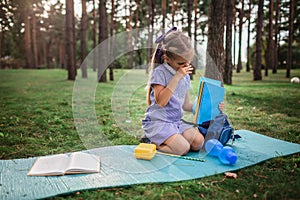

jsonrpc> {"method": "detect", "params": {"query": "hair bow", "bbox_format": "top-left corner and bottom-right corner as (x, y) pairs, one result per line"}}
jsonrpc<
(155, 27), (177, 44)
(154, 27), (177, 62)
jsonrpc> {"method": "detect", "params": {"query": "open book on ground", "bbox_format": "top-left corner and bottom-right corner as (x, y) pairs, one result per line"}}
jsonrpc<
(193, 77), (225, 125)
(27, 152), (100, 176)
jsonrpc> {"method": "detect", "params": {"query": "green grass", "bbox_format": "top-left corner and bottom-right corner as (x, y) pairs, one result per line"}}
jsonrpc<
(0, 68), (299, 199)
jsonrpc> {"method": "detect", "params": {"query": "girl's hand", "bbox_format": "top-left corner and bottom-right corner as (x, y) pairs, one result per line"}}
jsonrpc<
(176, 64), (193, 78)
(218, 102), (225, 112)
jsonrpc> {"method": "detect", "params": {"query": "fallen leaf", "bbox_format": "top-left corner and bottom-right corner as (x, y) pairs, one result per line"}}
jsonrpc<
(236, 106), (243, 111)
(224, 172), (238, 179)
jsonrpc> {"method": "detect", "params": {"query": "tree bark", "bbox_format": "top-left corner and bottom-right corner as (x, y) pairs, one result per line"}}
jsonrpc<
(80, 0), (88, 78)
(43, 40), (47, 67)
(32, 12), (38, 68)
(266, 0), (275, 77)
(0, 28), (2, 68)
(25, 14), (33, 68)
(233, 1), (237, 68)
(171, 0), (177, 26)
(286, 0), (294, 78)
(162, 0), (166, 30)
(187, 0), (192, 38)
(224, 0), (233, 85)
(92, 0), (97, 72)
(109, 0), (115, 81)
(246, 0), (252, 72)
(72, 0), (77, 76)
(66, 0), (76, 80)
(146, 0), (154, 73)
(98, 0), (108, 82)
(192, 0), (198, 78)
(273, 0), (280, 74)
(237, 0), (244, 73)
(128, 0), (133, 69)
(193, 0), (198, 44)
(205, 0), (225, 82)
(46, 39), (52, 68)
(254, 0), (264, 81)
(59, 41), (65, 69)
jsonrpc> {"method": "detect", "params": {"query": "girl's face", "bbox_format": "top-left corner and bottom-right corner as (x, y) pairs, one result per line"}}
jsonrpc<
(165, 55), (191, 71)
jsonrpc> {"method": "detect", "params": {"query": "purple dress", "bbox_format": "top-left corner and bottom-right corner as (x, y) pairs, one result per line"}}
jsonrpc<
(142, 63), (194, 145)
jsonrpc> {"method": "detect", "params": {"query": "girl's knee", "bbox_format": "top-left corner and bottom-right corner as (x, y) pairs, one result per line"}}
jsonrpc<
(190, 134), (204, 151)
(164, 134), (190, 155)
(190, 140), (204, 151)
(169, 137), (190, 155)
(177, 142), (190, 155)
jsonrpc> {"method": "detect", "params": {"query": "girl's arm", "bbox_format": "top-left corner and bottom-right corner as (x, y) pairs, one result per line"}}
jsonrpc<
(182, 92), (193, 112)
(153, 65), (192, 107)
(153, 73), (182, 107)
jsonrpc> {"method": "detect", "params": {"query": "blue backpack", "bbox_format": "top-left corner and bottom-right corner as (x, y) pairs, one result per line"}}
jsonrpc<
(198, 113), (239, 145)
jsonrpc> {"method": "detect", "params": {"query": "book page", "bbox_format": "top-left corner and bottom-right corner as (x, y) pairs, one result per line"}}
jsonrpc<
(27, 154), (70, 176)
(66, 152), (100, 174)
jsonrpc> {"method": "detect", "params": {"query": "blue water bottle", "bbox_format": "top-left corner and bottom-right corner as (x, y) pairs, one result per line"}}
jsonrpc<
(205, 139), (238, 165)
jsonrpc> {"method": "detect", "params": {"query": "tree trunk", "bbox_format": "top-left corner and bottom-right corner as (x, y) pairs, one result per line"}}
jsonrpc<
(273, 0), (280, 74)
(187, 0), (192, 38)
(46, 39), (52, 68)
(233, 1), (236, 68)
(286, 0), (294, 78)
(162, 0), (166, 30)
(192, 0), (198, 77)
(80, 0), (88, 78)
(25, 14), (33, 68)
(237, 0), (244, 73)
(205, 0), (225, 82)
(135, 1), (142, 66)
(253, 0), (264, 81)
(193, 0), (198, 45)
(246, 0), (252, 72)
(224, 0), (233, 85)
(92, 0), (97, 72)
(43, 40), (47, 67)
(186, 0), (193, 79)
(0, 29), (2, 68)
(66, 0), (76, 80)
(135, 0), (140, 45)
(128, 0), (133, 69)
(146, 0), (154, 73)
(72, 0), (77, 76)
(109, 0), (115, 81)
(32, 12), (38, 68)
(265, 0), (275, 77)
(171, 0), (177, 26)
(98, 0), (108, 82)
(59, 41), (65, 69)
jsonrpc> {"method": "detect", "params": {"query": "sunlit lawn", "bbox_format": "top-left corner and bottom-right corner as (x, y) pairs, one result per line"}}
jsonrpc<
(0, 68), (299, 199)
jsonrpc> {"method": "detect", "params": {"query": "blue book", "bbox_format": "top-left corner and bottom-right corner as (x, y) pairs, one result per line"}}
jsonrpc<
(193, 77), (225, 125)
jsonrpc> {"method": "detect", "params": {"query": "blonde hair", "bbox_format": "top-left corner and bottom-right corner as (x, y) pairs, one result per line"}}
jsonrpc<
(146, 31), (194, 105)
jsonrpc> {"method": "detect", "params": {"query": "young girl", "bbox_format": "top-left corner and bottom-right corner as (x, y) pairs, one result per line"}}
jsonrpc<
(142, 28), (223, 156)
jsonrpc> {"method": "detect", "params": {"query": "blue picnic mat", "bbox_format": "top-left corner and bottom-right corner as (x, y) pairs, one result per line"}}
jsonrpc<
(1, 130), (299, 200)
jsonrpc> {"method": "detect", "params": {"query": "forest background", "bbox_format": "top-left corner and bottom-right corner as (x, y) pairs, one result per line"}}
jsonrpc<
(0, 0), (299, 82)
(1, 0), (300, 199)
